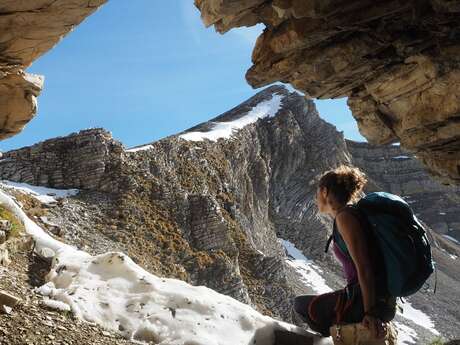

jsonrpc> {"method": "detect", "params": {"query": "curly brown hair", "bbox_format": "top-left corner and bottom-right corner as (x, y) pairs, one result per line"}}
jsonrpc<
(318, 165), (367, 204)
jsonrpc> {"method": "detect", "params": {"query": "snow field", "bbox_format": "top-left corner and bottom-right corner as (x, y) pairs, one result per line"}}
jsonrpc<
(38, 251), (293, 344)
(397, 301), (439, 336)
(281, 239), (333, 294)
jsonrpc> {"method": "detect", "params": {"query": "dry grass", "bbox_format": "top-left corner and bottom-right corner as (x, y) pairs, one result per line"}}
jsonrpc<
(0, 204), (25, 238)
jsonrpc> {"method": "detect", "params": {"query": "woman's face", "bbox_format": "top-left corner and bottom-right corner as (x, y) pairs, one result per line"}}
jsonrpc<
(316, 187), (328, 213)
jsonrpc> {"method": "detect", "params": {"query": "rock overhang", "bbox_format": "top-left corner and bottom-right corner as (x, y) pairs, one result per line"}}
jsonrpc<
(0, 0), (107, 140)
(194, 0), (460, 185)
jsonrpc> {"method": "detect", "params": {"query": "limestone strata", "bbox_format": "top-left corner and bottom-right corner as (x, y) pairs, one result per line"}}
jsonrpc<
(347, 140), (460, 239)
(195, 0), (460, 184)
(0, 73), (43, 139)
(0, 128), (123, 192)
(0, 0), (106, 140)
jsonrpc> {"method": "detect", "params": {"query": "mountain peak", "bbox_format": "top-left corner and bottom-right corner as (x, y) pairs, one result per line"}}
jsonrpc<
(178, 85), (303, 142)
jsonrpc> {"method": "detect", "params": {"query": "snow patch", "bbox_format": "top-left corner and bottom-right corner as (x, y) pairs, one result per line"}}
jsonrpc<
(41, 299), (72, 312)
(179, 94), (283, 142)
(281, 239), (332, 294)
(0, 180), (79, 204)
(126, 145), (153, 153)
(282, 239), (309, 261)
(394, 321), (417, 345)
(397, 301), (439, 335)
(0, 189), (323, 345)
(443, 234), (460, 245)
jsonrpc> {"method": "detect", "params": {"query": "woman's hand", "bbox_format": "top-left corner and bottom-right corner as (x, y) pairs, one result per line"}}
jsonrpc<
(362, 314), (386, 338)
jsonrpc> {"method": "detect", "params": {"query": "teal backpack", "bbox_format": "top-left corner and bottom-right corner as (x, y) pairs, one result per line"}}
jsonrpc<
(326, 192), (434, 297)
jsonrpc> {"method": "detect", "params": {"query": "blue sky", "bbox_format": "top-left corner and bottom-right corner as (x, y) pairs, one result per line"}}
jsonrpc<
(0, 1), (365, 151)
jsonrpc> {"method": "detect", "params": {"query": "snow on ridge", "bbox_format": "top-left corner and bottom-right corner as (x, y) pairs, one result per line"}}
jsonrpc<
(125, 144), (153, 153)
(281, 239), (332, 294)
(0, 180), (79, 204)
(0, 188), (324, 345)
(179, 94), (284, 142)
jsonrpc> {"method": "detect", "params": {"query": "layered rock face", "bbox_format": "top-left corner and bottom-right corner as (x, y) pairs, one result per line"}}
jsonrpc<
(348, 141), (460, 239)
(0, 0), (106, 139)
(195, 0), (460, 184)
(2, 86), (460, 341)
(0, 129), (123, 192)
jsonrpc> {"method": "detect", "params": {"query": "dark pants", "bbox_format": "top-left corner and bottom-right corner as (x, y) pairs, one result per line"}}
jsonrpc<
(292, 284), (396, 337)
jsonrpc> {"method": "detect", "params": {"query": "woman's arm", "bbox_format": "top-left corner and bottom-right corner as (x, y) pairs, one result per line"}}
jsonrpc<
(336, 211), (385, 337)
(336, 211), (375, 313)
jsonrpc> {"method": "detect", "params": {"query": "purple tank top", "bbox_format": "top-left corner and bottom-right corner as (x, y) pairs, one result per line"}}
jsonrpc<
(333, 241), (358, 284)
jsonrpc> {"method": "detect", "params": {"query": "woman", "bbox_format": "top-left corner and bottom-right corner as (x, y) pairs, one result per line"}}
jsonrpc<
(293, 165), (396, 338)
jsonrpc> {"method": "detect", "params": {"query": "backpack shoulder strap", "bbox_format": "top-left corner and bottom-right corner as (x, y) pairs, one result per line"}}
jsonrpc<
(325, 232), (334, 253)
(324, 206), (355, 254)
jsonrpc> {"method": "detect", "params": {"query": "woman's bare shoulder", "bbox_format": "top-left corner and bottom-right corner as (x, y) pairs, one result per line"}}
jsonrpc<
(336, 208), (363, 235)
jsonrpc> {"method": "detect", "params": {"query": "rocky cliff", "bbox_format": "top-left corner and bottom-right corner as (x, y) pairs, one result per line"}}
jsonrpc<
(0, 129), (123, 191)
(1, 86), (459, 343)
(195, 0), (460, 185)
(347, 140), (460, 241)
(0, 0), (106, 140)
